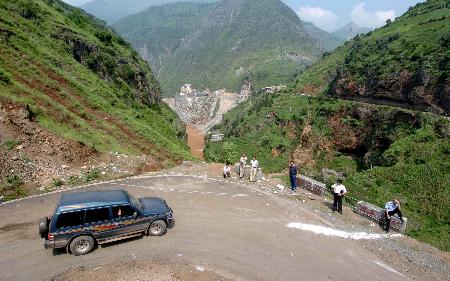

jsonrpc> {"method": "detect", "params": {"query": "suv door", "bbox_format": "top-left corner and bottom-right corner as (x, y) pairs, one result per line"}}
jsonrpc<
(84, 207), (114, 240)
(111, 205), (147, 235)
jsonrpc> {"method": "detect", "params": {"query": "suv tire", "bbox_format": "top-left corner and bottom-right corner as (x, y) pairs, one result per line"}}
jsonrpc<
(148, 220), (167, 236)
(69, 236), (95, 256)
(38, 217), (49, 239)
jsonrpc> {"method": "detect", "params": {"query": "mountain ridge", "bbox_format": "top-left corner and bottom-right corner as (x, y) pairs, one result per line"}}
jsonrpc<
(332, 22), (372, 41)
(80, 0), (217, 24)
(113, 0), (324, 96)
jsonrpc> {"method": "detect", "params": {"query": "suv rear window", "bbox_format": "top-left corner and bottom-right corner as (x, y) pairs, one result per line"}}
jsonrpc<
(56, 211), (85, 229)
(85, 207), (110, 224)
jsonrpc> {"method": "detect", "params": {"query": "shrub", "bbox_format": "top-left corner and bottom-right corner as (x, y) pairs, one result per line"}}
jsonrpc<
(0, 67), (12, 84)
(4, 175), (24, 190)
(85, 169), (100, 182)
(95, 30), (113, 44)
(52, 178), (64, 188)
(219, 142), (239, 164)
(4, 139), (21, 150)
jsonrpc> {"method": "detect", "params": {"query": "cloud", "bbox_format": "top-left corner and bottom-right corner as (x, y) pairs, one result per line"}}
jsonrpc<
(297, 6), (339, 32)
(351, 2), (395, 28)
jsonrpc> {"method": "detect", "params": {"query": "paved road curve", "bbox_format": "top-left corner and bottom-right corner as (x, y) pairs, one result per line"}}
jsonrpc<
(0, 175), (407, 281)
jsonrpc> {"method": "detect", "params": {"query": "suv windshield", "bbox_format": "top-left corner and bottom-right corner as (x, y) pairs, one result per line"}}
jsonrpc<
(129, 193), (143, 212)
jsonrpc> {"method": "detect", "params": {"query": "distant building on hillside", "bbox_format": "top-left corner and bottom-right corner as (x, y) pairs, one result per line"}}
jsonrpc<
(262, 86), (286, 94)
(210, 133), (224, 142)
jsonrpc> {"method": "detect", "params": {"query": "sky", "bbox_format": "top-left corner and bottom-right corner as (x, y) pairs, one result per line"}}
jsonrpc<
(63, 0), (425, 32)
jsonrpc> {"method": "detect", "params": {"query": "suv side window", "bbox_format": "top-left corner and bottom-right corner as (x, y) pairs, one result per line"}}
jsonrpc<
(56, 210), (85, 229)
(112, 205), (135, 219)
(85, 207), (110, 224)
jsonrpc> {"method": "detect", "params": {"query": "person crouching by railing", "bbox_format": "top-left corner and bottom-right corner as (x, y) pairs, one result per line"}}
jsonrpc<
(223, 163), (231, 179)
(384, 199), (404, 232)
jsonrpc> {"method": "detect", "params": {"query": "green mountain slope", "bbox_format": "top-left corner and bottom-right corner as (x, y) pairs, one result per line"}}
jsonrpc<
(0, 0), (190, 161)
(295, 0), (450, 115)
(205, 0), (450, 251)
(302, 21), (345, 51)
(113, 0), (323, 96)
(80, 0), (217, 24)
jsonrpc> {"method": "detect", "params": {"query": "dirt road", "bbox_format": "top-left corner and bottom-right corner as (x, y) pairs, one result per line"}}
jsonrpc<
(186, 125), (205, 159)
(0, 173), (448, 281)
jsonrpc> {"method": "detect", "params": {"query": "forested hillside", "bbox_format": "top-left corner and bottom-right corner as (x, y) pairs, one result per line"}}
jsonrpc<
(295, 0), (450, 115)
(113, 0), (325, 96)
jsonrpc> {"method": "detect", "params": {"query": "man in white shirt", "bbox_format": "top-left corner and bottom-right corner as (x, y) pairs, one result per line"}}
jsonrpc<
(250, 156), (258, 182)
(331, 179), (347, 214)
(223, 163), (231, 178)
(239, 153), (247, 180)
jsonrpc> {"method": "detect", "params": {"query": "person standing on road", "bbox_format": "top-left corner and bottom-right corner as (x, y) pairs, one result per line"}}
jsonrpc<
(223, 163), (231, 178)
(332, 179), (347, 214)
(384, 199), (404, 232)
(250, 156), (259, 182)
(239, 153), (247, 180)
(289, 161), (298, 191)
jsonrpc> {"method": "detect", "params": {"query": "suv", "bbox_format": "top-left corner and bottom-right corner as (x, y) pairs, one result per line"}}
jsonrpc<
(38, 189), (175, 255)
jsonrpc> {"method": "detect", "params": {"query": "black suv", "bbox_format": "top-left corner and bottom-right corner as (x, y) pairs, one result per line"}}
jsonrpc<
(39, 189), (175, 255)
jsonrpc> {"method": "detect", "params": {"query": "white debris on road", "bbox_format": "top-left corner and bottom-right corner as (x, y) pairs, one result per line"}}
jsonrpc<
(195, 265), (205, 272)
(287, 222), (402, 240)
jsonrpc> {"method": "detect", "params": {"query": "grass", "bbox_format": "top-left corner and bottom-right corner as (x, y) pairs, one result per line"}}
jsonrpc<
(4, 139), (22, 150)
(0, 0), (191, 165)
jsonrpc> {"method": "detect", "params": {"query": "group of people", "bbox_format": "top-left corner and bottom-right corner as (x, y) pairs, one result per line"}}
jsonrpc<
(223, 154), (260, 182)
(224, 156), (404, 232)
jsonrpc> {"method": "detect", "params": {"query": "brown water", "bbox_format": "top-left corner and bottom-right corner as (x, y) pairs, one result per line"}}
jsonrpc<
(186, 125), (205, 159)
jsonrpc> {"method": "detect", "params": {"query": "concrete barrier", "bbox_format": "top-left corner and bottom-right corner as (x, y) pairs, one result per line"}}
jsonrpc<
(297, 175), (327, 196)
(357, 201), (407, 233)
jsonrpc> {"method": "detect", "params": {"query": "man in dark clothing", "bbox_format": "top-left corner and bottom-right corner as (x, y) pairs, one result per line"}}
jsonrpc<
(384, 199), (404, 232)
(289, 161), (298, 191)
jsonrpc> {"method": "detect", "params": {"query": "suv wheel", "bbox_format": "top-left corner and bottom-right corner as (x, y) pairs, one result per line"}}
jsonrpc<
(148, 220), (167, 236)
(70, 236), (95, 256)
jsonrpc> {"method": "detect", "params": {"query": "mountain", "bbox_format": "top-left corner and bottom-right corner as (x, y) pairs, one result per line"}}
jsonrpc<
(302, 21), (345, 51)
(205, 0), (450, 251)
(0, 0), (190, 193)
(80, 0), (217, 24)
(296, 0), (450, 115)
(332, 22), (372, 41)
(113, 0), (323, 96)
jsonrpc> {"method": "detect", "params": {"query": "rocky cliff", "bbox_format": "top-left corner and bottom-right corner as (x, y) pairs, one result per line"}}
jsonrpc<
(164, 81), (251, 132)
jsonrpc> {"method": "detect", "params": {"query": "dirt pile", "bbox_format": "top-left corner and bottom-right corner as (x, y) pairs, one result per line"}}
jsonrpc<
(52, 261), (231, 281)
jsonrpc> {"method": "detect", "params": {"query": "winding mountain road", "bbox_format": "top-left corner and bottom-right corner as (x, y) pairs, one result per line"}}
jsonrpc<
(0, 175), (413, 280)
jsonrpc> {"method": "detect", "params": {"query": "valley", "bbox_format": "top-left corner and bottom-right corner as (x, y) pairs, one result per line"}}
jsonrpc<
(0, 0), (449, 280)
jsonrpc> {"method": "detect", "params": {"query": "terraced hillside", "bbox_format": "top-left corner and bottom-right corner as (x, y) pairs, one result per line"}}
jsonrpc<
(294, 0), (450, 115)
(0, 0), (190, 196)
(206, 0), (450, 251)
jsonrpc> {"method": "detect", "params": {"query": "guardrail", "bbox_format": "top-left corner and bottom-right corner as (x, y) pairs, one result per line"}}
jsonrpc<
(297, 175), (408, 233)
